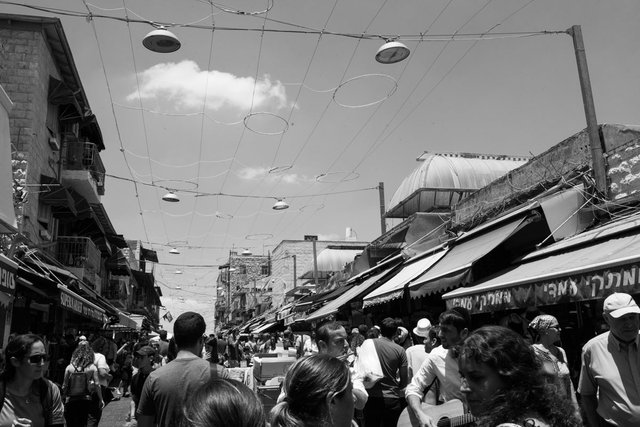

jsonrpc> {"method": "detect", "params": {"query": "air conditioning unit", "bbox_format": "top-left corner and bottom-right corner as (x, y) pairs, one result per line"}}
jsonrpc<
(48, 137), (60, 151)
(39, 229), (52, 241)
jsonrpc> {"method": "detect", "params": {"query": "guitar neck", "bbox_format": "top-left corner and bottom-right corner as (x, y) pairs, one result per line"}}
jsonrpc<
(437, 413), (477, 427)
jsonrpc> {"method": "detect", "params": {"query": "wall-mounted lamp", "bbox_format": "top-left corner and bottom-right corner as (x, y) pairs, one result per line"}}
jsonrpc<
(273, 199), (289, 210)
(162, 191), (180, 202)
(143, 26), (181, 53)
(375, 40), (410, 64)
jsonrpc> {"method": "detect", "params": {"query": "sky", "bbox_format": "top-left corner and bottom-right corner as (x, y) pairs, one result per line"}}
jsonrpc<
(3, 0), (640, 332)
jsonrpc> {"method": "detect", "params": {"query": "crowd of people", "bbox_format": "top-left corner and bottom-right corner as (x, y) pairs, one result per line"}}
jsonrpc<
(0, 291), (639, 426)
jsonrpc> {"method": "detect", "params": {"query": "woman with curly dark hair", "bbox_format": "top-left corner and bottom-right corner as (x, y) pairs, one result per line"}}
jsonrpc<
(63, 341), (104, 427)
(458, 325), (581, 427)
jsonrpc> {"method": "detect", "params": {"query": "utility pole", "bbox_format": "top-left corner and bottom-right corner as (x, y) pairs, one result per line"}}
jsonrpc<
(379, 182), (386, 235)
(292, 254), (297, 289)
(568, 25), (607, 195)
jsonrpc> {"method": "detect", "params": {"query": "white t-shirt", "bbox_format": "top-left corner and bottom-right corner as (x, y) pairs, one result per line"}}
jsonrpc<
(94, 352), (110, 386)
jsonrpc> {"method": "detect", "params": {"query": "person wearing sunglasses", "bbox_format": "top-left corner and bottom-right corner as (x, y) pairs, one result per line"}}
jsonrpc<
(0, 333), (65, 427)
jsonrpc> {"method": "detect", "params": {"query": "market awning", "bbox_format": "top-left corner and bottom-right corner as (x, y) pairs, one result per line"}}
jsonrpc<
(408, 216), (531, 299)
(306, 266), (396, 323)
(58, 284), (105, 323)
(363, 249), (447, 308)
(117, 311), (138, 329)
(253, 321), (280, 334)
(443, 229), (640, 314)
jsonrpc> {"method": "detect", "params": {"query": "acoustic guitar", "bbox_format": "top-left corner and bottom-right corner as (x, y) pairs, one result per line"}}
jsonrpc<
(396, 399), (477, 427)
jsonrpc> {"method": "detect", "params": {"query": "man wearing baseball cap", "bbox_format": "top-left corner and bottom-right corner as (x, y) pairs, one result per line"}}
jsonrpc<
(578, 292), (640, 426)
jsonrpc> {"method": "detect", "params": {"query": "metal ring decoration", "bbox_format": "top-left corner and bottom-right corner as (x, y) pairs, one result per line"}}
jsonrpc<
(167, 240), (189, 247)
(154, 179), (199, 191)
(268, 165), (293, 174)
(243, 112), (289, 136)
(332, 74), (398, 108)
(315, 171), (360, 183)
(215, 211), (234, 219)
(245, 233), (274, 240)
(211, 0), (274, 15)
(298, 203), (325, 212)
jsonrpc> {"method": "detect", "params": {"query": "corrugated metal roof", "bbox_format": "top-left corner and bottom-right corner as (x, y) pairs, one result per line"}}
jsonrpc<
(387, 152), (528, 218)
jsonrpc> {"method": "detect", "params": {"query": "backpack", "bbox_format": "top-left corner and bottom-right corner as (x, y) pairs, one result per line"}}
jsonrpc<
(65, 365), (91, 398)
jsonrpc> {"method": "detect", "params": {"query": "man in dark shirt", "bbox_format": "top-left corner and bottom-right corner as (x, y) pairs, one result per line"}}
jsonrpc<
(364, 317), (408, 427)
(129, 346), (156, 425)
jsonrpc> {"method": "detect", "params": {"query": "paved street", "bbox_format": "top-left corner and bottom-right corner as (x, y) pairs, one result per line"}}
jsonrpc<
(99, 395), (131, 427)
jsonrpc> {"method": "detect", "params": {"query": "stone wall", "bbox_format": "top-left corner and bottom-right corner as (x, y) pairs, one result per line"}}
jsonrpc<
(0, 25), (61, 243)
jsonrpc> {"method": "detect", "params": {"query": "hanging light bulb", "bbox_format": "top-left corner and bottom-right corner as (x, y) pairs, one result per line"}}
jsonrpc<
(169, 247), (180, 254)
(162, 191), (180, 202)
(375, 40), (410, 64)
(241, 249), (252, 256)
(143, 26), (181, 53)
(273, 199), (289, 210)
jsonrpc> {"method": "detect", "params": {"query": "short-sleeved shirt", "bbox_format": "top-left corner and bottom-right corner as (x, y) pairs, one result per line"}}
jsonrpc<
(368, 338), (407, 400)
(405, 345), (462, 403)
(93, 352), (110, 387)
(137, 352), (221, 426)
(0, 379), (65, 427)
(578, 331), (640, 425)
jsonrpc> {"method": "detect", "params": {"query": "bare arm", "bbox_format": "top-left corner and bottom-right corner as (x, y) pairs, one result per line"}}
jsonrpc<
(580, 394), (600, 427)
(406, 394), (435, 427)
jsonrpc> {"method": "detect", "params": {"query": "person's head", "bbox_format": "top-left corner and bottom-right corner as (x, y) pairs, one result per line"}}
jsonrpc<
(173, 312), (206, 350)
(182, 378), (266, 427)
(379, 317), (400, 339)
(458, 326), (538, 418)
(358, 324), (368, 336)
(316, 321), (348, 358)
(366, 326), (380, 339)
(424, 325), (441, 353)
(395, 326), (409, 344)
(1, 334), (47, 383)
(71, 341), (95, 369)
(603, 293), (640, 342)
(159, 330), (168, 341)
(412, 318), (432, 341)
(167, 337), (178, 362)
(438, 308), (470, 349)
(133, 345), (156, 373)
(528, 314), (561, 344)
(271, 354), (353, 427)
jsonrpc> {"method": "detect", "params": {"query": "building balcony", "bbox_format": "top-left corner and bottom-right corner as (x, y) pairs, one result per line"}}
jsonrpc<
(104, 278), (128, 309)
(61, 139), (105, 204)
(55, 236), (101, 290)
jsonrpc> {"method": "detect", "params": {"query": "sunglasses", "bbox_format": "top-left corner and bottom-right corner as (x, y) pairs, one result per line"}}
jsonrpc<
(27, 354), (50, 365)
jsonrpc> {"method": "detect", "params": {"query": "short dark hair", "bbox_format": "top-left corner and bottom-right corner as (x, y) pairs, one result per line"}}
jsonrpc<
(173, 312), (206, 348)
(358, 324), (368, 335)
(427, 326), (441, 344)
(315, 320), (344, 345)
(182, 378), (266, 427)
(439, 307), (471, 332)
(159, 330), (168, 339)
(380, 317), (400, 338)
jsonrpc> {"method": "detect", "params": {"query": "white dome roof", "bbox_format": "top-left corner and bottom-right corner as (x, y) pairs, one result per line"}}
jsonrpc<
(387, 152), (528, 218)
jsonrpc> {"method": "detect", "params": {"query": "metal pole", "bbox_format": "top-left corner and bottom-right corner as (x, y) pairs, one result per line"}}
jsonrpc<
(227, 267), (231, 323)
(568, 25), (607, 195)
(379, 182), (387, 234)
(292, 255), (297, 289)
(312, 240), (318, 287)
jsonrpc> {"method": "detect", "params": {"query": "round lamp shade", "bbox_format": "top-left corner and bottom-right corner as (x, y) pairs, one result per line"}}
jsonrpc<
(169, 247), (180, 254)
(162, 192), (180, 202)
(375, 41), (410, 64)
(143, 28), (181, 53)
(273, 199), (289, 210)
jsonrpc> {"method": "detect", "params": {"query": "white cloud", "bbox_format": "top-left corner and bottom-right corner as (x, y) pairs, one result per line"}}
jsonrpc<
(236, 166), (307, 184)
(126, 60), (289, 111)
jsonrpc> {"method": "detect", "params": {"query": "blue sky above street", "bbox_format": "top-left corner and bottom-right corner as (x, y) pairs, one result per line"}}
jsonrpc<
(3, 0), (639, 330)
